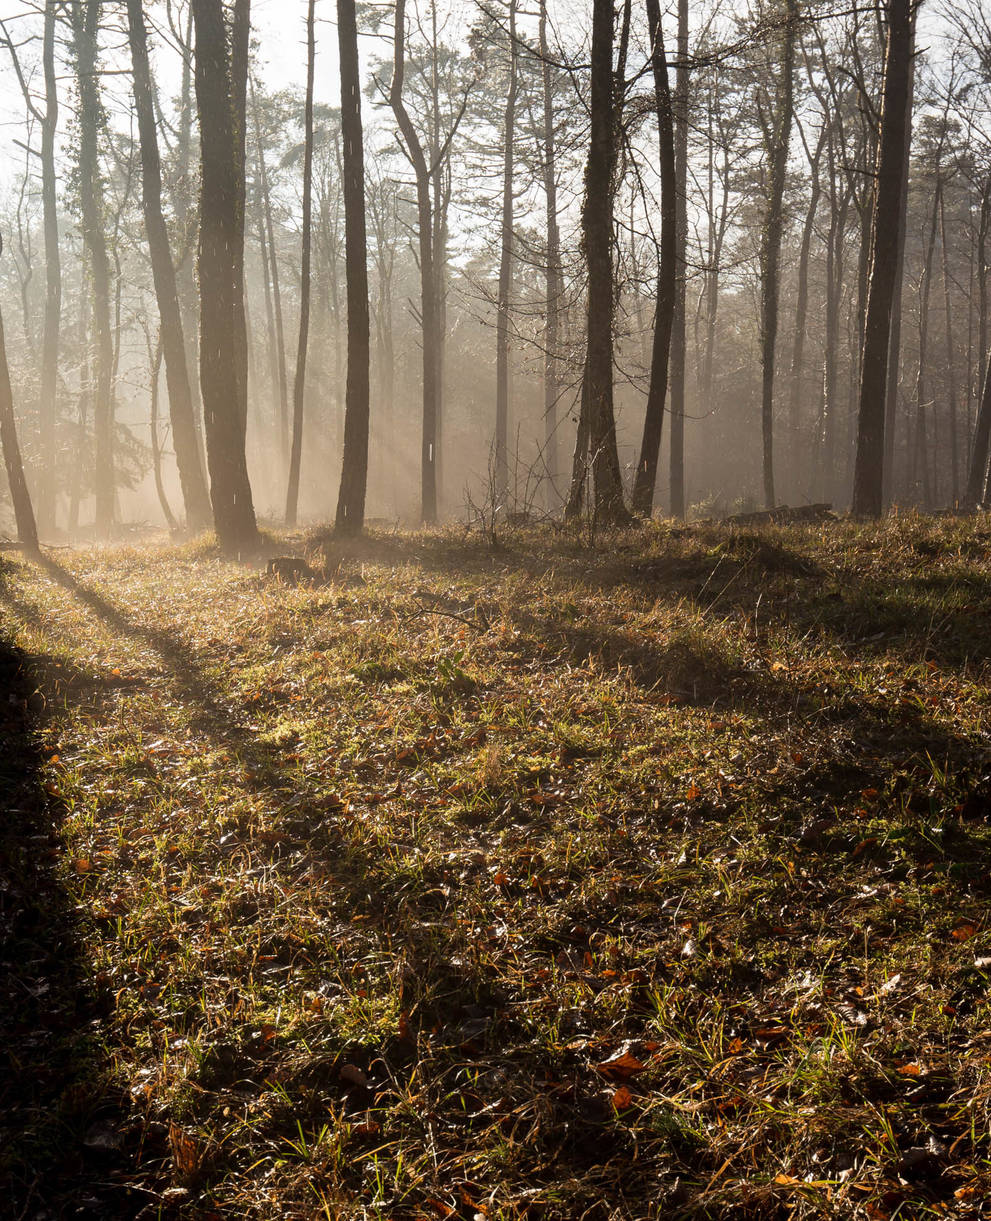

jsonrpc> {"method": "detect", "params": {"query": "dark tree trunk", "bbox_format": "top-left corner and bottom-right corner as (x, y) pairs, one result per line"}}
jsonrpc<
(758, 0), (797, 510)
(632, 0), (676, 516)
(127, 0), (212, 533)
(334, 0), (370, 535)
(966, 183), (991, 505)
(0, 273), (39, 553)
(285, 0), (315, 526)
(71, 0), (114, 534)
(577, 0), (628, 525)
(882, 16), (914, 504)
(193, 0), (258, 554)
(851, 0), (915, 518)
(494, 0), (518, 509)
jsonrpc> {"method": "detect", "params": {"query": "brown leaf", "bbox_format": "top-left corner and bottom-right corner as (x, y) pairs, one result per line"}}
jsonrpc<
(952, 923), (978, 941)
(611, 1085), (634, 1110)
(596, 1048), (647, 1079)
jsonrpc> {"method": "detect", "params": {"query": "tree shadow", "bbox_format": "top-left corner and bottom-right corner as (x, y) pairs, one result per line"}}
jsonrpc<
(0, 583), (142, 1216)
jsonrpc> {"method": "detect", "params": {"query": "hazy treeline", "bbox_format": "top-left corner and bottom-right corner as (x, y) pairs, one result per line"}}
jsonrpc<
(0, 0), (987, 540)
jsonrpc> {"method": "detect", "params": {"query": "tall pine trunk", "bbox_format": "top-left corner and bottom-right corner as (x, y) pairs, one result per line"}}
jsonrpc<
(758, 0), (797, 510)
(632, 0), (676, 516)
(0, 248), (39, 553)
(72, 0), (114, 534)
(580, 0), (628, 525)
(494, 0), (518, 508)
(334, 0), (370, 534)
(193, 0), (258, 553)
(851, 0), (914, 518)
(127, 0), (212, 532)
(668, 0), (688, 518)
(539, 0), (562, 510)
(38, 0), (60, 536)
(285, 0), (315, 526)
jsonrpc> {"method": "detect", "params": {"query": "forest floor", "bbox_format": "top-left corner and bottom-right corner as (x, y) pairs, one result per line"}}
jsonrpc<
(2, 515), (991, 1220)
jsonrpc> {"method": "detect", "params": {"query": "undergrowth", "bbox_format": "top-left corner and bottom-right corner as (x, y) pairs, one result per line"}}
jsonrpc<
(2, 514), (991, 1219)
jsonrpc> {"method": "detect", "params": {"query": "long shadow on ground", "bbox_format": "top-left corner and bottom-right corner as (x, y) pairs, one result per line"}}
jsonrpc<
(0, 578), (143, 1217)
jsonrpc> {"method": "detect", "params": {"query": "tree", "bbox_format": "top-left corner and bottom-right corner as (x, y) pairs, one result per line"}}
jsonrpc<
(126, 0), (212, 533)
(285, 0), (316, 527)
(851, 0), (916, 518)
(494, 0), (518, 508)
(579, 0), (629, 525)
(632, 0), (676, 516)
(193, 0), (258, 553)
(757, 0), (798, 510)
(0, 236), (39, 553)
(71, 0), (114, 534)
(335, 0), (371, 533)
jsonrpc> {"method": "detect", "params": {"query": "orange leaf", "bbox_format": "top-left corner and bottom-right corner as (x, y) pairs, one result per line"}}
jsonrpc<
(952, 923), (978, 941)
(896, 1062), (921, 1076)
(596, 1049), (647, 1079)
(492, 871), (509, 886)
(684, 783), (701, 801)
(612, 1085), (634, 1110)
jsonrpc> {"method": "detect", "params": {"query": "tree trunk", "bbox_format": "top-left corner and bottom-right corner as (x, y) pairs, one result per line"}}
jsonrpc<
(71, 0), (114, 535)
(127, 0), (212, 533)
(787, 122), (825, 496)
(582, 0), (628, 525)
(632, 0), (676, 516)
(539, 0), (562, 511)
(148, 332), (178, 534)
(966, 182), (991, 505)
(334, 0), (370, 534)
(851, 0), (914, 518)
(494, 0), (518, 509)
(913, 177), (940, 506)
(758, 0), (797, 511)
(881, 15), (914, 505)
(390, 0), (439, 524)
(0, 264), (39, 553)
(193, 0), (258, 554)
(38, 0), (60, 537)
(285, 0), (315, 526)
(668, 0), (688, 518)
(940, 188), (959, 504)
(250, 79), (290, 466)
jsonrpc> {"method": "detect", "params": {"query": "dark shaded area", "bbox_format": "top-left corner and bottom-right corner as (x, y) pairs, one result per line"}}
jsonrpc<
(0, 562), (143, 1218)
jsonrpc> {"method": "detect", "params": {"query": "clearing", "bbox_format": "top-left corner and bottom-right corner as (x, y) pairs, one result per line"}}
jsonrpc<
(2, 517), (991, 1219)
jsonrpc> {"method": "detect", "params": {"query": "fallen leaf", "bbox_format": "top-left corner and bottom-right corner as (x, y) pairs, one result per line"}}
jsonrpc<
(612, 1085), (634, 1110)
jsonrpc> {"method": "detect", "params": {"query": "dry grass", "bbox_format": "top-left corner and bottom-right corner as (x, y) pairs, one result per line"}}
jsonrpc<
(2, 514), (991, 1219)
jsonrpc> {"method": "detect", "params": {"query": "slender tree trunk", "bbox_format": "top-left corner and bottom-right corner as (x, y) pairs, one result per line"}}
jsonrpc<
(632, 0), (676, 516)
(193, 0), (258, 553)
(335, 0), (370, 534)
(913, 178), (940, 506)
(250, 79), (290, 466)
(966, 182), (991, 505)
(0, 265), (39, 553)
(940, 188), (959, 504)
(882, 16), (914, 505)
(494, 0), (518, 509)
(851, 0), (915, 518)
(758, 0), (797, 510)
(285, 0), (315, 526)
(787, 124), (825, 497)
(582, 0), (628, 525)
(148, 333), (178, 533)
(391, 0), (439, 524)
(668, 0), (688, 518)
(72, 0), (114, 534)
(565, 358), (590, 521)
(38, 0), (60, 537)
(127, 0), (212, 532)
(539, 0), (562, 511)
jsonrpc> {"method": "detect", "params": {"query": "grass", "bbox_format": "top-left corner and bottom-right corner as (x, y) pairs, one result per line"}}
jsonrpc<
(2, 513), (991, 1219)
